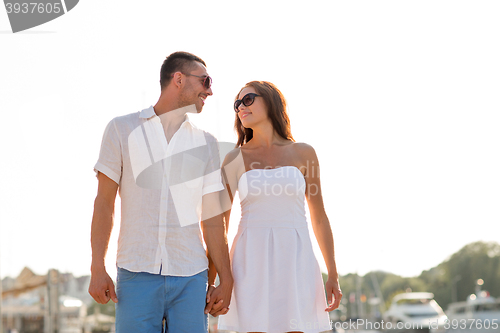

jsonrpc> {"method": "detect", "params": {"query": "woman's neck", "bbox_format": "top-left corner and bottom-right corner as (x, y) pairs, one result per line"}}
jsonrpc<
(247, 123), (286, 148)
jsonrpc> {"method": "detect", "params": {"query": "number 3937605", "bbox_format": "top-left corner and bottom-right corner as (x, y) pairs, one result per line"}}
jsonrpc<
(444, 319), (499, 330)
(5, 2), (62, 14)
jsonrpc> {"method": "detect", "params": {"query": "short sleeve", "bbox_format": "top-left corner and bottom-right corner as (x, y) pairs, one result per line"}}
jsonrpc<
(202, 133), (224, 196)
(94, 118), (122, 184)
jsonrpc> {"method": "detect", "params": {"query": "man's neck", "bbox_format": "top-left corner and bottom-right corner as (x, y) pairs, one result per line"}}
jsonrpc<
(153, 91), (197, 143)
(154, 104), (195, 144)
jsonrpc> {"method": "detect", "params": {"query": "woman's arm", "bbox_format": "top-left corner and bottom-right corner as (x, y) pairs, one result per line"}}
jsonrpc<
(219, 148), (244, 232)
(300, 143), (343, 311)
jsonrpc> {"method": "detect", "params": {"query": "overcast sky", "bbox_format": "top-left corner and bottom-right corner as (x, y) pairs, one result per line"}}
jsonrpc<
(1, 1), (499, 282)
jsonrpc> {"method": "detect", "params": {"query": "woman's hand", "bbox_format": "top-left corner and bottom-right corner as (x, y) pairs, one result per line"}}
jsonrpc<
(206, 284), (216, 304)
(325, 276), (342, 311)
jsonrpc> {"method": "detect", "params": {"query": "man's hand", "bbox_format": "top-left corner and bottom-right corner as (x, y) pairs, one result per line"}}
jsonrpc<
(325, 276), (342, 311)
(204, 280), (232, 317)
(205, 285), (224, 316)
(88, 267), (118, 304)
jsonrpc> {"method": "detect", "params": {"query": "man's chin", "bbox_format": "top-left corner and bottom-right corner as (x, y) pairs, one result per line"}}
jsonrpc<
(195, 104), (204, 113)
(181, 104), (199, 114)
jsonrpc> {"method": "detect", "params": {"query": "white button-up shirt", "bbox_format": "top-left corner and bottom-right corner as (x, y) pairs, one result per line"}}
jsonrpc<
(94, 106), (224, 276)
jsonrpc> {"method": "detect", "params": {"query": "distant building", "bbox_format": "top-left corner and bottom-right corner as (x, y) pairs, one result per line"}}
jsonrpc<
(59, 273), (93, 307)
(1, 267), (92, 333)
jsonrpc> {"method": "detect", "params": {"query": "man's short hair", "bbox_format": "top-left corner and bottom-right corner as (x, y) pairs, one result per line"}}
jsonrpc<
(160, 51), (207, 90)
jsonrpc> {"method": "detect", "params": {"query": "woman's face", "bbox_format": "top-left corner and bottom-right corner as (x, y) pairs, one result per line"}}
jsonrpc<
(236, 86), (268, 128)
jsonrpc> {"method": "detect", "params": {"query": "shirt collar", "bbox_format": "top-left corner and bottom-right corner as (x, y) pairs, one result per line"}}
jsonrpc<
(139, 105), (196, 129)
(139, 105), (156, 119)
(139, 106), (156, 119)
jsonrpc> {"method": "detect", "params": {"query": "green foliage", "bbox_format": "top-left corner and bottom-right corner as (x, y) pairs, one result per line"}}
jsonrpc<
(421, 241), (500, 309)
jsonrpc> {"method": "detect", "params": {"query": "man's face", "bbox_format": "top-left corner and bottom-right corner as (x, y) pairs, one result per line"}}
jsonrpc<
(179, 62), (213, 113)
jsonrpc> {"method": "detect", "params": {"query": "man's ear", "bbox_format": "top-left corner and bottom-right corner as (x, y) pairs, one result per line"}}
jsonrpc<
(172, 71), (183, 88)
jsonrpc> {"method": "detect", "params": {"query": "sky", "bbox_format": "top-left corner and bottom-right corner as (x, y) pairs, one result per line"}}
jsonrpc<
(1, 1), (499, 282)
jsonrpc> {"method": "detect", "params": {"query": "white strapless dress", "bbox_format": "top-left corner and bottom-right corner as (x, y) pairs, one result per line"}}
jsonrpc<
(218, 166), (331, 333)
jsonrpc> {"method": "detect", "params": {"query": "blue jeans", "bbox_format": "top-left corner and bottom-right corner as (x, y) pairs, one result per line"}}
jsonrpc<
(115, 267), (208, 333)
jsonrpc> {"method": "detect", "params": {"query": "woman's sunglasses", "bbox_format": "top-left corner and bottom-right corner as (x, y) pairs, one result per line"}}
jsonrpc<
(234, 93), (261, 113)
(183, 73), (212, 89)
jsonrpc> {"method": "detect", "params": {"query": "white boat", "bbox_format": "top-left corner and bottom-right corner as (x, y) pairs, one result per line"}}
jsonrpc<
(383, 292), (448, 332)
(446, 291), (500, 333)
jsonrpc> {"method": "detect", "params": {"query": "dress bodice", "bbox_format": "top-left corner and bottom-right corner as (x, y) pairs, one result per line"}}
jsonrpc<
(237, 166), (307, 228)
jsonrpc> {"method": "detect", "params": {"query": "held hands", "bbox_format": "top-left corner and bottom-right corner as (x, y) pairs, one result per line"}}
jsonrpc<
(88, 268), (118, 304)
(325, 276), (342, 312)
(205, 281), (232, 317)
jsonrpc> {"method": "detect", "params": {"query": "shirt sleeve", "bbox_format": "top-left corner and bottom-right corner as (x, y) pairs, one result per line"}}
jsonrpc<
(94, 118), (122, 184)
(202, 133), (224, 196)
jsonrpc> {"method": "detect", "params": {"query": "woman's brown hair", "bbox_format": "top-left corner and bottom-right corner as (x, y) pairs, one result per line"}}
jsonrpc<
(234, 81), (295, 147)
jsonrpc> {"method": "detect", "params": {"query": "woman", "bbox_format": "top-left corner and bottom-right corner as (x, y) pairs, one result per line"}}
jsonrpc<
(217, 81), (342, 333)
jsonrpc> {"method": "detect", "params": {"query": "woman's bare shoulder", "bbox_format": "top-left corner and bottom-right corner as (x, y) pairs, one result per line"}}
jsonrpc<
(290, 142), (317, 156)
(222, 147), (243, 167)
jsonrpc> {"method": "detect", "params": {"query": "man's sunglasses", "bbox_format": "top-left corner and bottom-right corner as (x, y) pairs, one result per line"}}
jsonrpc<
(183, 73), (212, 89)
(234, 93), (261, 113)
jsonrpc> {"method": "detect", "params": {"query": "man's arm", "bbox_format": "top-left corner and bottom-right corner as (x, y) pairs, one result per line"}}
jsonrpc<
(203, 247), (221, 310)
(88, 172), (119, 304)
(203, 238), (217, 286)
(201, 191), (233, 317)
(202, 149), (243, 316)
(201, 221), (218, 305)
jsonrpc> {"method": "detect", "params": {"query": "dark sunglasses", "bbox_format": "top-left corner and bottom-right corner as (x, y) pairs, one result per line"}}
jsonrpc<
(234, 93), (261, 113)
(183, 73), (212, 89)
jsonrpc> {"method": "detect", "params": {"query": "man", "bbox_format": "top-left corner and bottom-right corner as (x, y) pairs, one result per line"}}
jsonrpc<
(89, 51), (232, 332)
